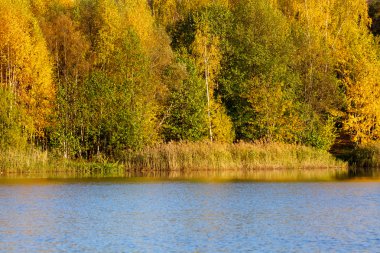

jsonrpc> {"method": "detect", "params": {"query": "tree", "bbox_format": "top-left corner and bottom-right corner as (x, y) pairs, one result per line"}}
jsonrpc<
(327, 0), (380, 143)
(220, 0), (303, 142)
(162, 56), (209, 141)
(0, 88), (27, 150)
(35, 0), (91, 157)
(290, 0), (380, 145)
(166, 3), (234, 142)
(0, 0), (55, 142)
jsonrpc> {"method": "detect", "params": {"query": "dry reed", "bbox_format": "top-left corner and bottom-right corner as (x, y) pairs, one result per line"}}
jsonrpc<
(124, 141), (347, 171)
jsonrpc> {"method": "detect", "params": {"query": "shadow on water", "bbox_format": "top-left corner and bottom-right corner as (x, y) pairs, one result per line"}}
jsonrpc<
(345, 166), (380, 179)
(331, 147), (380, 181)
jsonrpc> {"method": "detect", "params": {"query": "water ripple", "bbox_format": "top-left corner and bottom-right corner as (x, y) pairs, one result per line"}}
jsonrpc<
(0, 182), (379, 252)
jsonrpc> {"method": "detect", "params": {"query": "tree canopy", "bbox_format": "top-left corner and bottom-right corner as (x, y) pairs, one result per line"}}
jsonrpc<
(1, 0), (380, 157)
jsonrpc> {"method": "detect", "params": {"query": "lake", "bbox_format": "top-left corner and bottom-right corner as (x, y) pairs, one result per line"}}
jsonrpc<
(1, 173), (380, 253)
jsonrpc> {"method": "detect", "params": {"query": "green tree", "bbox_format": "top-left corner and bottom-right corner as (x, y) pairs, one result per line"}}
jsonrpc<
(162, 56), (208, 141)
(167, 3), (234, 142)
(0, 88), (27, 150)
(221, 0), (304, 142)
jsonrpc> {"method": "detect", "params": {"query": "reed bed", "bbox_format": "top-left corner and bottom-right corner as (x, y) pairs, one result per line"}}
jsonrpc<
(124, 141), (347, 171)
(0, 148), (50, 174)
(0, 142), (347, 178)
(0, 148), (124, 177)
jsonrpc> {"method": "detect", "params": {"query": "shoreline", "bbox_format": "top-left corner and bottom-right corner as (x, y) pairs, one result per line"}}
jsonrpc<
(0, 142), (348, 179)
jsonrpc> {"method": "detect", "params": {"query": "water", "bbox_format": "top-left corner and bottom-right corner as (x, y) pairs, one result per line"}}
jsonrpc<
(1, 179), (380, 252)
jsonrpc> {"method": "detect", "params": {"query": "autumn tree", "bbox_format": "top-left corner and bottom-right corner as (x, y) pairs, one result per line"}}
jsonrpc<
(0, 0), (54, 144)
(151, 0), (228, 28)
(43, 0), (174, 157)
(164, 3), (234, 142)
(334, 0), (380, 143)
(30, 0), (92, 157)
(220, 0), (302, 143)
(278, 0), (380, 145)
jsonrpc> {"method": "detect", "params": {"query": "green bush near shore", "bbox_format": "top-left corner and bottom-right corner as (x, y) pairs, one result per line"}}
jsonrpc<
(350, 143), (380, 168)
(124, 142), (347, 171)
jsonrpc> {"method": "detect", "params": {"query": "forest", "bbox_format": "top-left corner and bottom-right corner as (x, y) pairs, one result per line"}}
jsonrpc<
(1, 0), (380, 165)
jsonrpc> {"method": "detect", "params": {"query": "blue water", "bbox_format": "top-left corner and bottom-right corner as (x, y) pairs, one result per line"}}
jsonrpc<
(0, 180), (380, 252)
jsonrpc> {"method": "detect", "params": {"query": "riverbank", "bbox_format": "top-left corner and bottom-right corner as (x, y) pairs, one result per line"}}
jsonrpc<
(0, 142), (347, 178)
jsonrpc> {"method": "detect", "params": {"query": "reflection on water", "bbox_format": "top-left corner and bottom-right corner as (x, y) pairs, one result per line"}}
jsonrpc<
(131, 168), (350, 181)
(0, 181), (380, 252)
(3, 165), (380, 183)
(1, 167), (354, 181)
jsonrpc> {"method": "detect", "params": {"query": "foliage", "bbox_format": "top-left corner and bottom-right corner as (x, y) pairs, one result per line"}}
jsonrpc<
(221, 0), (305, 143)
(0, 88), (27, 150)
(1, 0), (380, 166)
(350, 143), (380, 168)
(162, 56), (208, 141)
(0, 0), (55, 139)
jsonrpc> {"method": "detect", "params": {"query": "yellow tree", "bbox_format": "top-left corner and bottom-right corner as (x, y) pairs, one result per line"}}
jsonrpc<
(31, 0), (91, 157)
(326, 0), (380, 143)
(278, 0), (379, 144)
(124, 0), (174, 100)
(151, 0), (228, 27)
(338, 31), (380, 143)
(77, 0), (176, 152)
(0, 0), (54, 139)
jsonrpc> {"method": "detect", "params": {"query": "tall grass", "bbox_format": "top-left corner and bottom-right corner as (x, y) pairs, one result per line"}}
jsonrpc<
(0, 148), (49, 174)
(0, 148), (124, 178)
(124, 141), (347, 171)
(0, 142), (347, 178)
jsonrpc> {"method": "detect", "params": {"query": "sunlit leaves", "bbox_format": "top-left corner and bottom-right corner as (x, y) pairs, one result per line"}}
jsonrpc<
(1, 0), (380, 157)
(0, 0), (54, 137)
